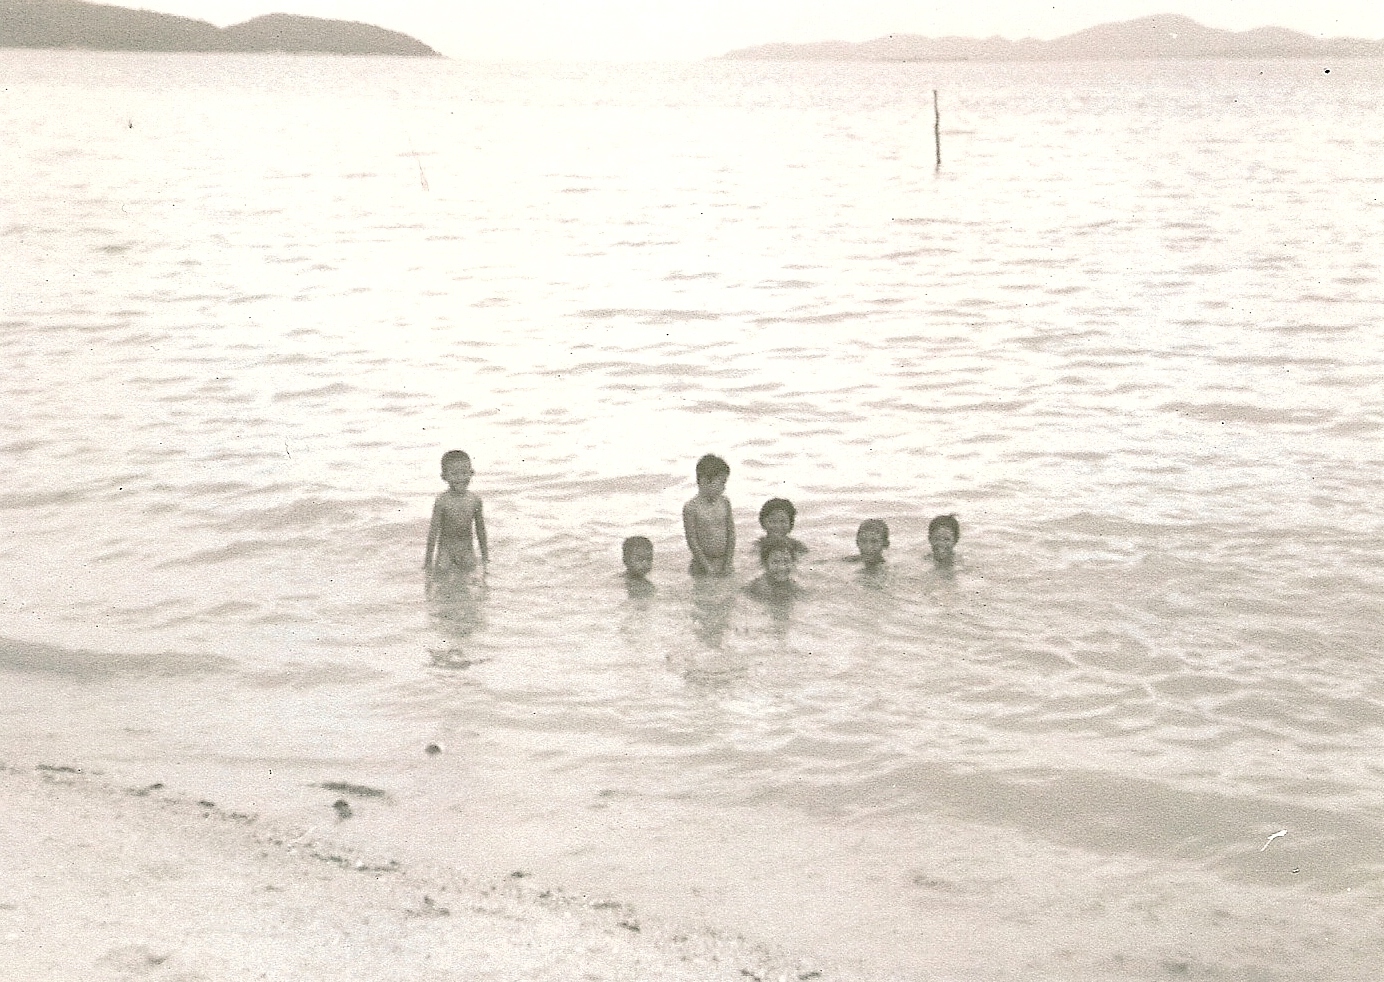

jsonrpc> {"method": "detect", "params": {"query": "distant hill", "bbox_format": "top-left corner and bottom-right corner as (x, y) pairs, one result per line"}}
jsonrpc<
(722, 14), (1384, 61)
(219, 14), (436, 56)
(0, 0), (440, 55)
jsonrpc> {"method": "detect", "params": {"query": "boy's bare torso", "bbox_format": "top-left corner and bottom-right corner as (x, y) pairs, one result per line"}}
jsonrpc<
(432, 490), (482, 570)
(683, 493), (733, 573)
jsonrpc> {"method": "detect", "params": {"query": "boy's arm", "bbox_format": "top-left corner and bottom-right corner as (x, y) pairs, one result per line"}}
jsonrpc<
(683, 499), (710, 570)
(720, 499), (736, 573)
(424, 496), (442, 572)
(473, 497), (489, 564)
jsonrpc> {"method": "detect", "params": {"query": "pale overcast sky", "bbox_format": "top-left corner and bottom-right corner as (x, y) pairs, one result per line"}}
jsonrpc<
(127, 1), (1384, 60)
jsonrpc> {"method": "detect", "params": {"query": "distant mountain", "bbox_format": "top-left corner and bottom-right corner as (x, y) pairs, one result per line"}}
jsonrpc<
(722, 14), (1384, 61)
(0, 0), (440, 55)
(220, 14), (436, 56)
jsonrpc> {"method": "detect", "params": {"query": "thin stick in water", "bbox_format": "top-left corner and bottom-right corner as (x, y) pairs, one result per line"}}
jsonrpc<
(406, 130), (430, 192)
(933, 89), (941, 171)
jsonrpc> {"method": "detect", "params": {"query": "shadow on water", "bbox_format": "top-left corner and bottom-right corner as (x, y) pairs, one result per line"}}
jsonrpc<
(857, 760), (1384, 891)
(0, 636), (232, 678)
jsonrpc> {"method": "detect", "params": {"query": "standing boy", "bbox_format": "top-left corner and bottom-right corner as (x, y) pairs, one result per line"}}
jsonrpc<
(682, 454), (734, 577)
(425, 450), (489, 584)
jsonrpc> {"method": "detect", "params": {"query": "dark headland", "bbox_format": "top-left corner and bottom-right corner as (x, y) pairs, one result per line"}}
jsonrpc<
(721, 14), (1384, 61)
(1, 0), (440, 55)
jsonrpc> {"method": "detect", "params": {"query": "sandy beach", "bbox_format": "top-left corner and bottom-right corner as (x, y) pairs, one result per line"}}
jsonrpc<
(0, 760), (829, 982)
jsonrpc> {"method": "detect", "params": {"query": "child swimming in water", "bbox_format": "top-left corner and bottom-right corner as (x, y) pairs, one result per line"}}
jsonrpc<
(743, 537), (803, 602)
(755, 497), (808, 561)
(683, 454), (734, 577)
(424, 450), (489, 585)
(928, 514), (959, 566)
(847, 519), (889, 568)
(621, 535), (655, 597)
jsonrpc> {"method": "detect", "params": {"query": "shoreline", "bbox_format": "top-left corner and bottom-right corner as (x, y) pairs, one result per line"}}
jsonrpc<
(0, 759), (832, 982)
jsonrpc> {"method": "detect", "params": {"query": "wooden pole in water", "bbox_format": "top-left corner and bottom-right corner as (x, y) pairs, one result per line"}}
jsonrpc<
(933, 89), (941, 171)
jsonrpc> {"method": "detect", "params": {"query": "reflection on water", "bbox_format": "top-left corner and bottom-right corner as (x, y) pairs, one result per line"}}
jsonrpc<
(622, 573), (656, 600)
(688, 575), (736, 650)
(853, 560), (892, 591)
(427, 579), (489, 669)
(740, 581), (799, 636)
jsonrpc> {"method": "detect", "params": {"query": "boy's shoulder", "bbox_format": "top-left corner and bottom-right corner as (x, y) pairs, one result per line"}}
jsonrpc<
(438, 489), (482, 507)
(754, 534), (807, 553)
(685, 493), (727, 510)
(743, 577), (802, 600)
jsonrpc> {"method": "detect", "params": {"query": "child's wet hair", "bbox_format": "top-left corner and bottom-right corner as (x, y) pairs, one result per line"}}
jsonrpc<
(695, 454), (730, 483)
(758, 537), (795, 565)
(857, 518), (890, 547)
(622, 536), (653, 561)
(928, 514), (960, 540)
(758, 497), (796, 530)
(440, 449), (472, 468)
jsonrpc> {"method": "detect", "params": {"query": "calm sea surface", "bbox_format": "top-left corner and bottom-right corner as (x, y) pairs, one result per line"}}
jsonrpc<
(3, 51), (1383, 979)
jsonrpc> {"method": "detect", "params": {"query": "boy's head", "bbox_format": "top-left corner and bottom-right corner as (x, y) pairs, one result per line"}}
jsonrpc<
(622, 536), (654, 577)
(856, 519), (889, 560)
(758, 538), (796, 582)
(928, 514), (960, 562)
(758, 498), (796, 538)
(694, 454), (730, 496)
(440, 450), (474, 489)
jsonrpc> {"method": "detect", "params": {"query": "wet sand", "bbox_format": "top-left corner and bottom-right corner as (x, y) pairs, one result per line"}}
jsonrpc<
(0, 760), (829, 982)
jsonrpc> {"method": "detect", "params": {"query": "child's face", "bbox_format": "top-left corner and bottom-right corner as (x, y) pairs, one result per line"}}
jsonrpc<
(764, 549), (795, 583)
(697, 474), (728, 499)
(929, 526), (957, 561)
(442, 460), (474, 490)
(761, 510), (792, 538)
(624, 547), (653, 578)
(856, 527), (886, 561)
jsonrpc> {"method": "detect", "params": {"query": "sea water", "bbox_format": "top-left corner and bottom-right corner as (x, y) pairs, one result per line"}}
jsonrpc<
(2, 51), (1383, 979)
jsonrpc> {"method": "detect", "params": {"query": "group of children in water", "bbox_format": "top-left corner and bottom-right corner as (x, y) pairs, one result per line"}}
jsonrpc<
(425, 451), (960, 600)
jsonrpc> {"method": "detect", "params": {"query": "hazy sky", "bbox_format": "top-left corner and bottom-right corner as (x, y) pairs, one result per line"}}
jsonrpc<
(127, 1), (1384, 60)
